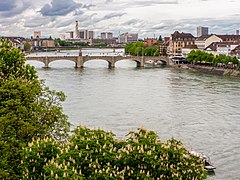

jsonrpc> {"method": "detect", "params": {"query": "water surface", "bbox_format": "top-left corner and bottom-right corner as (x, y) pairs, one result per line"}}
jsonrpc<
(27, 55), (240, 179)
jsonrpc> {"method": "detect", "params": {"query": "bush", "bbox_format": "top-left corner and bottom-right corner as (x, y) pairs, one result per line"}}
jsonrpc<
(21, 126), (207, 179)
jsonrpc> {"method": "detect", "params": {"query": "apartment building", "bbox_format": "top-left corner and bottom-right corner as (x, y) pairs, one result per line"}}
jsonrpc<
(169, 31), (195, 55)
(144, 38), (158, 46)
(195, 34), (222, 50)
(205, 42), (240, 56)
(119, 33), (138, 43)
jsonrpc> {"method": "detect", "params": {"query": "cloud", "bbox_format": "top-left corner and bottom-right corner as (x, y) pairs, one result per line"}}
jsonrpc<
(105, 0), (114, 3)
(86, 12), (126, 27)
(24, 15), (56, 28)
(146, 17), (240, 37)
(0, 0), (240, 39)
(102, 12), (126, 20)
(0, 1), (16, 11)
(134, 0), (178, 5)
(0, 0), (30, 17)
(82, 4), (96, 9)
(121, 19), (143, 26)
(40, 0), (82, 16)
(106, 0), (178, 5)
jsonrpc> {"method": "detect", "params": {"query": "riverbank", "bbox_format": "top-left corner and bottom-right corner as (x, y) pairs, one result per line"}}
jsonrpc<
(171, 64), (240, 77)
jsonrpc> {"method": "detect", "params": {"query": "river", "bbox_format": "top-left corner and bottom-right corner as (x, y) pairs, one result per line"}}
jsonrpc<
(27, 49), (240, 179)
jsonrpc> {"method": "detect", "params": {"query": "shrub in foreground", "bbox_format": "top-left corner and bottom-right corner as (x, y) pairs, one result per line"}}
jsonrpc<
(22, 126), (207, 179)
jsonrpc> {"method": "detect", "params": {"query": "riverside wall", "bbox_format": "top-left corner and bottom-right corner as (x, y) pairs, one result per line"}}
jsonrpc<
(171, 64), (240, 77)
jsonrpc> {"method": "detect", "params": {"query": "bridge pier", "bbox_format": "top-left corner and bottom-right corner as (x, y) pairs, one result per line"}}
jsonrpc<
(108, 57), (115, 68)
(76, 56), (84, 68)
(108, 62), (115, 68)
(137, 57), (145, 67)
(44, 56), (49, 68)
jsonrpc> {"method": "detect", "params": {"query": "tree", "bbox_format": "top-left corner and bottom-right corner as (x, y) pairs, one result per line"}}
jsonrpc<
(158, 35), (163, 42)
(124, 42), (159, 56)
(0, 38), (37, 82)
(0, 38), (70, 179)
(21, 126), (207, 179)
(23, 42), (31, 52)
(232, 56), (239, 67)
(54, 38), (89, 47)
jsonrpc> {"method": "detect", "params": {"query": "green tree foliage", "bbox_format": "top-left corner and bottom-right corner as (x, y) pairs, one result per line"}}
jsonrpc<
(21, 126), (207, 179)
(158, 35), (163, 42)
(125, 41), (160, 56)
(92, 42), (108, 47)
(23, 42), (31, 52)
(187, 50), (239, 68)
(144, 47), (160, 56)
(232, 56), (239, 65)
(54, 39), (89, 47)
(0, 38), (37, 82)
(0, 38), (70, 179)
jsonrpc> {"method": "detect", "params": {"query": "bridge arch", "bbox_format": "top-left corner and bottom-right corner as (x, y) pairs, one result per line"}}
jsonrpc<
(83, 59), (112, 68)
(114, 58), (142, 67)
(26, 56), (78, 68)
(48, 58), (76, 64)
(26, 60), (46, 68)
(25, 57), (47, 67)
(47, 58), (76, 67)
(48, 59), (76, 67)
(83, 57), (115, 68)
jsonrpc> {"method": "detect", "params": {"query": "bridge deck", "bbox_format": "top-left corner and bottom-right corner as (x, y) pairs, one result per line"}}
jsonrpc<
(25, 55), (169, 68)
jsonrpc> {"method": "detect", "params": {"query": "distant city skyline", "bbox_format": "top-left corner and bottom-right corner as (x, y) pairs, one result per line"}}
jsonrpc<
(0, 0), (240, 38)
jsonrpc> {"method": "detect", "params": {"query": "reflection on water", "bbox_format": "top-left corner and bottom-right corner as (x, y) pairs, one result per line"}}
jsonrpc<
(27, 59), (240, 180)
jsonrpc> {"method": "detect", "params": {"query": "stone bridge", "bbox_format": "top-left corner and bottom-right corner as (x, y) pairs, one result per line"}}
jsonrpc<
(25, 55), (169, 68)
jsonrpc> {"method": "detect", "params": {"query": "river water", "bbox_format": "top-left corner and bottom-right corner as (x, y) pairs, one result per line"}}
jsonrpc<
(27, 49), (240, 179)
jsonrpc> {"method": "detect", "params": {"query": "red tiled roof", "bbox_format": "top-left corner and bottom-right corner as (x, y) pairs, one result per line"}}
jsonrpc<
(204, 42), (218, 51)
(232, 45), (240, 51)
(205, 41), (240, 51)
(171, 31), (195, 40)
(183, 44), (198, 49)
(164, 37), (170, 41)
(216, 35), (240, 41)
(195, 35), (212, 41)
(216, 42), (240, 45)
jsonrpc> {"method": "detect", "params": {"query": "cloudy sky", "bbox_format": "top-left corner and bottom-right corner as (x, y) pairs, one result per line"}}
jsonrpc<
(0, 0), (239, 38)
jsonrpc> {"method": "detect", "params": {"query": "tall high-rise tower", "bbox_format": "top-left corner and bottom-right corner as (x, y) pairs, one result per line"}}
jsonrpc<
(197, 26), (208, 37)
(236, 30), (240, 35)
(75, 21), (80, 39)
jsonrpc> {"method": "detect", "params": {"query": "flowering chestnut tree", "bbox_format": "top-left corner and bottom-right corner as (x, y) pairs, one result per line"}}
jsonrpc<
(22, 126), (207, 179)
